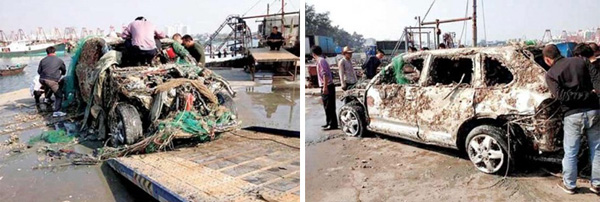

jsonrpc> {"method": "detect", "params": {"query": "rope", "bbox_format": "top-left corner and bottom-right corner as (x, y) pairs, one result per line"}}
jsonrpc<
(154, 78), (218, 104)
(459, 0), (469, 46)
(242, 0), (264, 17)
(481, 0), (488, 46)
(421, 0), (437, 23)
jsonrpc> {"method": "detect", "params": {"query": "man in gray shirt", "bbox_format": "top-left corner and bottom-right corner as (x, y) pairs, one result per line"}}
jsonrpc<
(38, 46), (66, 117)
(338, 46), (358, 90)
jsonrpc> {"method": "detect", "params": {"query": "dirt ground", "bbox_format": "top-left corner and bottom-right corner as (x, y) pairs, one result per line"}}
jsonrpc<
(305, 95), (600, 202)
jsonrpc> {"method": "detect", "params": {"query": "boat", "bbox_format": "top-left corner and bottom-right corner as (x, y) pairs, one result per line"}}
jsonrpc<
(0, 64), (27, 76)
(0, 41), (66, 58)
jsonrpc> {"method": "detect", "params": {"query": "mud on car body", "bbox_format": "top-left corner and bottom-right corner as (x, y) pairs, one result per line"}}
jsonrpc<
(339, 45), (566, 174)
(73, 37), (237, 147)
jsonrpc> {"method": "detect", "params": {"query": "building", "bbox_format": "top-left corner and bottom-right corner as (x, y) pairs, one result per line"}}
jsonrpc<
(164, 24), (192, 37)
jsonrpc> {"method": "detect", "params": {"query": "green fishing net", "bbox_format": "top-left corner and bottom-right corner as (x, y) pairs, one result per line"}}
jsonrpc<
(62, 37), (96, 108)
(28, 130), (74, 145)
(380, 54), (410, 84)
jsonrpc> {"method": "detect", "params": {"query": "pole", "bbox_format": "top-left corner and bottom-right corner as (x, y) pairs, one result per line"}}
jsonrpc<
(436, 20), (440, 49)
(472, 0), (477, 47)
(418, 16), (422, 49)
(281, 0), (285, 43)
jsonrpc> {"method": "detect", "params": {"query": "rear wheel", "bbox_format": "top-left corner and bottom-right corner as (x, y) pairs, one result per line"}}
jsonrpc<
(110, 103), (143, 146)
(465, 125), (513, 174)
(339, 102), (366, 137)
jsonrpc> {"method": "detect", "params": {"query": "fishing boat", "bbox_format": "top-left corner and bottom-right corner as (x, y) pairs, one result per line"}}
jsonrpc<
(0, 64), (27, 76)
(0, 41), (66, 58)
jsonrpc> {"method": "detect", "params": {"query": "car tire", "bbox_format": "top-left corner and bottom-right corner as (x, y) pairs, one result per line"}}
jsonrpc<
(465, 125), (514, 175)
(110, 103), (143, 146)
(339, 101), (366, 137)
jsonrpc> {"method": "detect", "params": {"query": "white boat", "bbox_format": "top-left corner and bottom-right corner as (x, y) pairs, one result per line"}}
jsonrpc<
(0, 40), (66, 57)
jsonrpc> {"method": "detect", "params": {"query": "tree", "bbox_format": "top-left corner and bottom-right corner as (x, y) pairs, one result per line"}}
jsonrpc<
(305, 4), (366, 51)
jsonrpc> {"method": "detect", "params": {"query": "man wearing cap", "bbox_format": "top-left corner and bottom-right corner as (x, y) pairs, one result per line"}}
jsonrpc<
(266, 26), (284, 51)
(338, 46), (358, 90)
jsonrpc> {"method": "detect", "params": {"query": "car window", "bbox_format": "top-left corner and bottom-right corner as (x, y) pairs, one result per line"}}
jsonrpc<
(379, 57), (424, 85)
(427, 57), (473, 86)
(402, 58), (424, 84)
(484, 57), (513, 86)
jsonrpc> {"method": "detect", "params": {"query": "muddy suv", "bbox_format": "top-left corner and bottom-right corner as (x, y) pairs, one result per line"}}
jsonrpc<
(339, 46), (563, 174)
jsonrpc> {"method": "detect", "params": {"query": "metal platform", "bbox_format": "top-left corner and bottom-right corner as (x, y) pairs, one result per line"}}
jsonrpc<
(107, 129), (300, 202)
(248, 48), (299, 81)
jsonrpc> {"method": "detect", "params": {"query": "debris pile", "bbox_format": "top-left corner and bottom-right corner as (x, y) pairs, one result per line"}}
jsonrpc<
(58, 36), (239, 158)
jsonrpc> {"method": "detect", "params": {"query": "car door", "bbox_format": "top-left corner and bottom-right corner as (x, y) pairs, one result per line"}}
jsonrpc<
(414, 53), (480, 147)
(366, 55), (428, 140)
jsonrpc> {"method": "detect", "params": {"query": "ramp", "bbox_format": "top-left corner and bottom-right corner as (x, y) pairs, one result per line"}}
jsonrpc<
(107, 129), (300, 202)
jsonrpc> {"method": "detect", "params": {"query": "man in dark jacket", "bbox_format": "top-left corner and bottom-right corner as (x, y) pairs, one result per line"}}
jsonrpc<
(38, 46), (66, 117)
(181, 35), (206, 66)
(266, 26), (284, 51)
(362, 49), (384, 79)
(545, 44), (600, 194)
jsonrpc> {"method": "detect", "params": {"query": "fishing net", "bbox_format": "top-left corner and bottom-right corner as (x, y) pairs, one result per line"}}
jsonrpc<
(98, 107), (236, 159)
(381, 54), (410, 84)
(62, 37), (108, 108)
(28, 130), (74, 145)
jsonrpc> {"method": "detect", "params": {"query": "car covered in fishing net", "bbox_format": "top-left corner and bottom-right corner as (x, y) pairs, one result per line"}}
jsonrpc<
(65, 37), (238, 147)
(338, 45), (568, 175)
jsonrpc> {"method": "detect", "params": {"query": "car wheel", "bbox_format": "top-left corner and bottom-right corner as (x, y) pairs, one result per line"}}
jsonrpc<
(110, 103), (143, 146)
(339, 102), (366, 137)
(465, 125), (513, 174)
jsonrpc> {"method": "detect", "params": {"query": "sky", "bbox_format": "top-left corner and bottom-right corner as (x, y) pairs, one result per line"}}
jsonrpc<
(0, 0), (301, 35)
(305, 0), (600, 43)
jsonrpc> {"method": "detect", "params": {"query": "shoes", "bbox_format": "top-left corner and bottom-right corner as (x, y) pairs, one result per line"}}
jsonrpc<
(321, 124), (329, 128)
(322, 126), (339, 131)
(52, 111), (67, 117)
(43, 98), (54, 104)
(590, 184), (600, 194)
(557, 182), (575, 194)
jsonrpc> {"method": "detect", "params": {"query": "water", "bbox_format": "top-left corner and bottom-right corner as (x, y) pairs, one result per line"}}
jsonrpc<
(0, 54), (71, 94)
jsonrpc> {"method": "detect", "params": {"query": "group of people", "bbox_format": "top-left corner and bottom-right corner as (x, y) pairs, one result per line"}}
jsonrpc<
(123, 16), (205, 66)
(35, 16), (208, 117)
(544, 42), (600, 194)
(310, 45), (385, 130)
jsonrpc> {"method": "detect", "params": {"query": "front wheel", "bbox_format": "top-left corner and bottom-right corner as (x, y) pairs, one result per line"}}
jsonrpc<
(465, 125), (513, 175)
(338, 102), (366, 137)
(110, 103), (143, 146)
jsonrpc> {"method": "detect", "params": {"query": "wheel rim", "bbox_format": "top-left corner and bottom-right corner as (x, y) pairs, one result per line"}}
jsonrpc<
(340, 110), (360, 136)
(112, 119), (125, 145)
(467, 134), (505, 173)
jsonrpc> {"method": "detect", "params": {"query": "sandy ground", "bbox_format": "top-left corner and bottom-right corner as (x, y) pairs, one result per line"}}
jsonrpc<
(305, 94), (600, 202)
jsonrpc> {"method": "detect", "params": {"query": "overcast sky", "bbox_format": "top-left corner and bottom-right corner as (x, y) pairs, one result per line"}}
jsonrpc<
(0, 0), (300, 35)
(305, 0), (600, 42)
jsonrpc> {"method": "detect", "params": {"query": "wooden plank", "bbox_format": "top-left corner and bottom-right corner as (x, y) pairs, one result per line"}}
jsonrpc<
(108, 129), (300, 202)
(248, 48), (299, 63)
